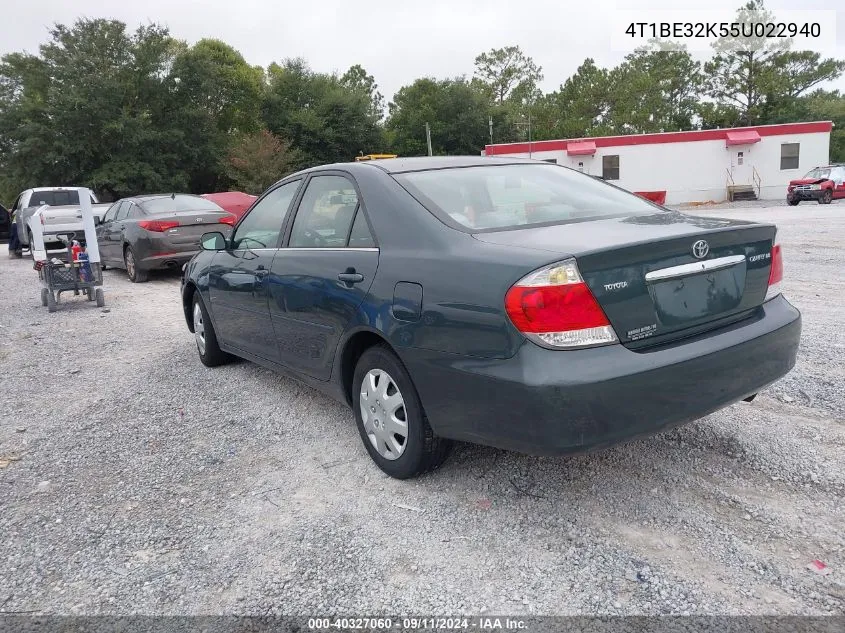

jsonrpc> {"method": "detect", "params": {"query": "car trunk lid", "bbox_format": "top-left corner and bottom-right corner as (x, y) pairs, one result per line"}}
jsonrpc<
(474, 211), (777, 349)
(143, 211), (232, 245)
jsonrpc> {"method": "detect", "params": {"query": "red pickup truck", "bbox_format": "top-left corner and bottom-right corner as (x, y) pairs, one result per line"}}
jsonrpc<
(787, 164), (845, 205)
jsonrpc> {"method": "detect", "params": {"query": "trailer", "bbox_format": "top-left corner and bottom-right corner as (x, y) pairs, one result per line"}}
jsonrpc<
(28, 188), (105, 312)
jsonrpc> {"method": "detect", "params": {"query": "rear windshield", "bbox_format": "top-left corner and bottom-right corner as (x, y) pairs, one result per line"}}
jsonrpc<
(140, 195), (222, 214)
(30, 190), (80, 206)
(394, 164), (657, 231)
(804, 168), (831, 180)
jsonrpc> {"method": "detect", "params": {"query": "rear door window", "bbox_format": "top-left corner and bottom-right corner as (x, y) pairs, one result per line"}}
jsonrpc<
(347, 209), (376, 248)
(288, 175), (359, 248)
(115, 202), (130, 222)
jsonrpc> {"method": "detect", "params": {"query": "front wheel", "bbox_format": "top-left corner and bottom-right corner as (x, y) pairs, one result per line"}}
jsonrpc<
(787, 198), (799, 206)
(124, 246), (148, 283)
(192, 294), (230, 367)
(819, 190), (833, 205)
(353, 345), (452, 479)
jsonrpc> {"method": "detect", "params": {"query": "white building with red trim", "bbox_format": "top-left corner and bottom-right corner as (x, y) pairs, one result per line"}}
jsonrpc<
(484, 121), (833, 205)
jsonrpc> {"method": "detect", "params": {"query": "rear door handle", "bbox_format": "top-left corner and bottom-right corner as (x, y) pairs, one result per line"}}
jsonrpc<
(337, 272), (364, 284)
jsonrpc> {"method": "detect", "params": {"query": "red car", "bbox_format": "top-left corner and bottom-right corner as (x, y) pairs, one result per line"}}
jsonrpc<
(200, 192), (258, 221)
(786, 164), (845, 205)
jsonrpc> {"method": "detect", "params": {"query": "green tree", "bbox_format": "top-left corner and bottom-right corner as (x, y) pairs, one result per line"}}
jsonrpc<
(341, 64), (385, 121)
(0, 19), (191, 201)
(533, 59), (613, 140)
(227, 129), (301, 194)
(170, 39), (265, 192)
(473, 46), (543, 106)
(262, 59), (384, 165)
(608, 45), (702, 133)
(386, 77), (490, 156)
(704, 0), (845, 125)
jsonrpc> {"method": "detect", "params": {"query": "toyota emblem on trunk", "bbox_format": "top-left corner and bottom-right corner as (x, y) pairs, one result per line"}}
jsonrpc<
(692, 240), (709, 259)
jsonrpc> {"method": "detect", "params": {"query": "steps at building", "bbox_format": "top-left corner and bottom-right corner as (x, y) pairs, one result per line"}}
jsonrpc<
(727, 185), (758, 202)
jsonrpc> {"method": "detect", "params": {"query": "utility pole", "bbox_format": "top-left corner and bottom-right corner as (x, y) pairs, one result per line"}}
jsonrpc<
(528, 109), (532, 158)
(489, 116), (493, 146)
(425, 122), (433, 156)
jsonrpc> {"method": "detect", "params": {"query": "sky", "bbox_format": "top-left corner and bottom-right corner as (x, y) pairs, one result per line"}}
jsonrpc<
(2, 0), (845, 102)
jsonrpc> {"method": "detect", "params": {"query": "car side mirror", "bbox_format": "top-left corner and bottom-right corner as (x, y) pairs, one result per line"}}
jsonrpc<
(201, 231), (227, 251)
(93, 216), (102, 226)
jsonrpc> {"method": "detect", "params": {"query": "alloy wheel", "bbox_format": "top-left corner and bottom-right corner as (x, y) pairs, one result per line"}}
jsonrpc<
(125, 249), (135, 278)
(193, 302), (206, 355)
(360, 369), (408, 460)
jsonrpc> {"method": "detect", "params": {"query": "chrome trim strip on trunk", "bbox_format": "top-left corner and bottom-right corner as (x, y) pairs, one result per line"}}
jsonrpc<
(644, 254), (747, 282)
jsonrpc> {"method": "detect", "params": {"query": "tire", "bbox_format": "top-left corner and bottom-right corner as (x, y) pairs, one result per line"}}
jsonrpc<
(41, 288), (49, 306)
(192, 293), (230, 367)
(787, 198), (799, 206)
(352, 345), (452, 479)
(95, 288), (105, 307)
(819, 190), (833, 205)
(47, 292), (56, 313)
(124, 245), (148, 283)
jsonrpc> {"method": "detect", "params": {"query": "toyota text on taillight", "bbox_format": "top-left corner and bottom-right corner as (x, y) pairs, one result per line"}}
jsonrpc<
(504, 259), (618, 349)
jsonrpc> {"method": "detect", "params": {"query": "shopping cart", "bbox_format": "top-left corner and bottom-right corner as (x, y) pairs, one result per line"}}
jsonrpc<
(28, 188), (106, 313)
(36, 235), (104, 312)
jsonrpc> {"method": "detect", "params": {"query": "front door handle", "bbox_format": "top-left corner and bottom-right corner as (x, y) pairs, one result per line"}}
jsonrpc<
(338, 271), (364, 284)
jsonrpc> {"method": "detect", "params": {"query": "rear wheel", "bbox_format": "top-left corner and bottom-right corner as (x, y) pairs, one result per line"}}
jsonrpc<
(192, 293), (230, 367)
(95, 288), (105, 307)
(352, 345), (452, 479)
(819, 190), (833, 205)
(124, 246), (148, 283)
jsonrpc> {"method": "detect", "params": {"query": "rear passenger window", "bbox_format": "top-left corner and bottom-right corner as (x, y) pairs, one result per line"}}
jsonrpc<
(115, 202), (130, 221)
(289, 175), (359, 248)
(347, 209), (375, 248)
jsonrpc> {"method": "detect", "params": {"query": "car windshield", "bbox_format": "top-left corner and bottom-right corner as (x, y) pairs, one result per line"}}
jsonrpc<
(30, 190), (80, 206)
(394, 164), (658, 231)
(804, 168), (831, 180)
(141, 195), (222, 214)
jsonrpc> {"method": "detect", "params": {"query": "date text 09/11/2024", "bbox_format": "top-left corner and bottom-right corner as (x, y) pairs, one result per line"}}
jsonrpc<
(307, 617), (528, 630)
(624, 21), (821, 39)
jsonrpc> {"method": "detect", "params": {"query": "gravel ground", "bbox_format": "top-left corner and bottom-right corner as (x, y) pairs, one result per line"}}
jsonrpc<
(0, 201), (843, 617)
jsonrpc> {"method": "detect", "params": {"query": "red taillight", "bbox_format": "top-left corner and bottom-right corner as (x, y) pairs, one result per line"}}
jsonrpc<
(765, 243), (783, 301)
(505, 259), (618, 349)
(138, 220), (179, 232)
(219, 214), (236, 226)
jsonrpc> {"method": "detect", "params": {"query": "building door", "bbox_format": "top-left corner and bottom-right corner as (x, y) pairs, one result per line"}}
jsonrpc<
(730, 149), (753, 185)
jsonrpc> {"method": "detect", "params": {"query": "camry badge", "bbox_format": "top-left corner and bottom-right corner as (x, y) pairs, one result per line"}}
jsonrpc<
(692, 240), (709, 259)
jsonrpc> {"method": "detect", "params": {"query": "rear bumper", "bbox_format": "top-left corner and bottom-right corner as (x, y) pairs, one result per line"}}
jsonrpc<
(138, 250), (198, 271)
(402, 295), (801, 456)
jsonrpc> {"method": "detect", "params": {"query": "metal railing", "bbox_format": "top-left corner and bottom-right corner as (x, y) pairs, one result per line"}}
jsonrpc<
(752, 166), (762, 198)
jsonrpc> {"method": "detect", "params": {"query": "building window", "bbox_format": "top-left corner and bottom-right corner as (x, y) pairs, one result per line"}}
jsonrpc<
(602, 155), (620, 180)
(781, 143), (800, 170)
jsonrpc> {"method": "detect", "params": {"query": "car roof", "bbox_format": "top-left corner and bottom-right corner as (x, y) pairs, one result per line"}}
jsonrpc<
(285, 156), (545, 180)
(356, 155), (542, 174)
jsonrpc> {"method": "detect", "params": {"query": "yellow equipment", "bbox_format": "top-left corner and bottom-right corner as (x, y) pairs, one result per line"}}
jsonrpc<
(354, 154), (398, 161)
